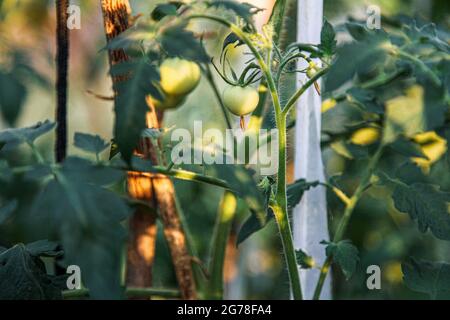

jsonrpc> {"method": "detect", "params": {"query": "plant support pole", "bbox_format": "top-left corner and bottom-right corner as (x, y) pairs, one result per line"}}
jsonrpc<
(55, 0), (69, 162)
(293, 0), (331, 300)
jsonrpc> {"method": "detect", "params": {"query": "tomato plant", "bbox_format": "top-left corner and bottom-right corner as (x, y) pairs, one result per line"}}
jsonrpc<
(0, 0), (449, 301)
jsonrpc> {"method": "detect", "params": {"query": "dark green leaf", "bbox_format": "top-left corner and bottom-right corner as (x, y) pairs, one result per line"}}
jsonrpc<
(346, 87), (384, 114)
(323, 240), (359, 279)
(236, 176), (274, 245)
(25, 240), (63, 258)
(0, 199), (17, 224)
(325, 35), (388, 92)
(322, 101), (366, 135)
(237, 208), (273, 246)
(389, 137), (427, 159)
(381, 173), (450, 241)
(402, 258), (450, 299)
(151, 2), (181, 21)
(287, 179), (319, 211)
(29, 158), (131, 299)
(392, 182), (450, 240)
(295, 249), (315, 269)
(0, 72), (27, 125)
(318, 20), (336, 57)
(159, 24), (209, 62)
(74, 133), (110, 155)
(112, 56), (160, 162)
(207, 1), (261, 25)
(346, 22), (370, 41)
(0, 244), (63, 299)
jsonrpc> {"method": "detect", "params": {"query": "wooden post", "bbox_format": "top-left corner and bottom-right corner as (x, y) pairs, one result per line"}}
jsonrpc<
(100, 0), (197, 299)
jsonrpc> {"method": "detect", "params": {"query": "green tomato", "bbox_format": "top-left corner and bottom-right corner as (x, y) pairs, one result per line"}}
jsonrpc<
(223, 86), (259, 116)
(160, 58), (201, 96)
(148, 92), (187, 111)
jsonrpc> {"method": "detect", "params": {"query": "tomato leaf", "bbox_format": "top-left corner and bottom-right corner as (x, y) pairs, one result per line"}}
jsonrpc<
(380, 172), (450, 241)
(323, 240), (359, 280)
(151, 2), (181, 21)
(0, 243), (65, 299)
(29, 158), (131, 299)
(287, 179), (320, 211)
(74, 133), (110, 155)
(112, 56), (160, 163)
(325, 35), (388, 92)
(0, 72), (27, 126)
(402, 258), (450, 299)
(0, 199), (17, 225)
(0, 120), (55, 151)
(159, 24), (209, 62)
(318, 20), (336, 57)
(206, 1), (261, 26)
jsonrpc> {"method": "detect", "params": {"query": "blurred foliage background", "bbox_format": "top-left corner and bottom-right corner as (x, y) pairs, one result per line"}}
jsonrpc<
(0, 0), (449, 299)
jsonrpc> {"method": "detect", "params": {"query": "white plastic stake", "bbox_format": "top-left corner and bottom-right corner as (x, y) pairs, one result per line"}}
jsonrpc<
(293, 0), (332, 300)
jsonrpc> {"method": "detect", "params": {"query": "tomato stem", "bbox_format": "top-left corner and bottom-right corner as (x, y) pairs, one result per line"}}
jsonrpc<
(312, 144), (385, 300)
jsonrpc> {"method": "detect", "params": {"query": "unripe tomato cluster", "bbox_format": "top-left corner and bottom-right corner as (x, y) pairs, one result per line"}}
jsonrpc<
(152, 58), (260, 128)
(150, 58), (201, 110)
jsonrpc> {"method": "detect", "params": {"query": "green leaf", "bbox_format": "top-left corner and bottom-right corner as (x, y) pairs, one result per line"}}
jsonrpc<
(0, 244), (64, 299)
(112, 56), (160, 162)
(389, 137), (427, 159)
(325, 35), (388, 92)
(0, 199), (17, 224)
(236, 176), (275, 245)
(402, 258), (450, 299)
(210, 164), (266, 224)
(237, 208), (273, 245)
(287, 179), (319, 211)
(346, 87), (383, 114)
(29, 158), (131, 299)
(267, 0), (287, 46)
(25, 240), (63, 258)
(323, 240), (359, 280)
(0, 120), (55, 151)
(346, 22), (370, 41)
(74, 133), (110, 155)
(207, 1), (261, 25)
(0, 72), (27, 125)
(331, 140), (369, 160)
(389, 179), (450, 241)
(159, 24), (209, 62)
(105, 24), (156, 51)
(322, 101), (366, 135)
(295, 249), (315, 269)
(151, 2), (181, 21)
(318, 20), (336, 57)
